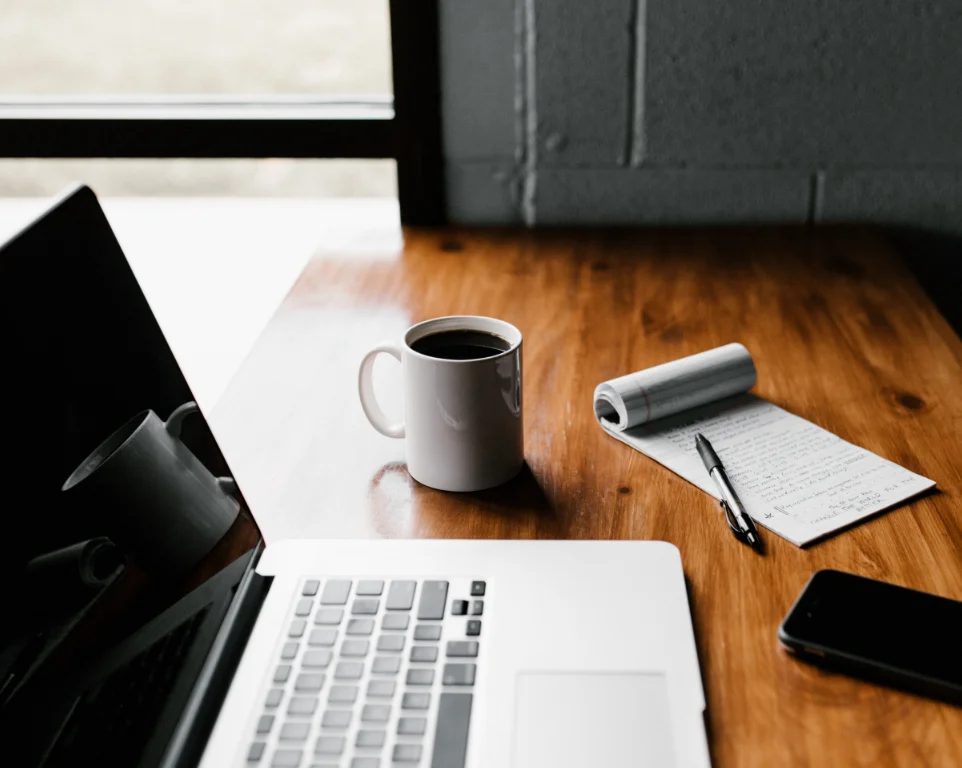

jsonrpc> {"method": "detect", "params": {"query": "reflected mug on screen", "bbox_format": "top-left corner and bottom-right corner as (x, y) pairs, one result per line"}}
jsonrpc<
(358, 315), (524, 492)
(62, 402), (240, 575)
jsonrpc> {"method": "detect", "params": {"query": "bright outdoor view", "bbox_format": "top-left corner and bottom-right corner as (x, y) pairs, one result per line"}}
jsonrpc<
(0, 0), (396, 196)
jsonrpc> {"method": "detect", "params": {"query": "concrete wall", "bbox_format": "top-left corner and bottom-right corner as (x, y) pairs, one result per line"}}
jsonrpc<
(440, 0), (962, 229)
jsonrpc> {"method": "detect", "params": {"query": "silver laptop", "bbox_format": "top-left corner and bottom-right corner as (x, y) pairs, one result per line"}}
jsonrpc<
(0, 187), (709, 768)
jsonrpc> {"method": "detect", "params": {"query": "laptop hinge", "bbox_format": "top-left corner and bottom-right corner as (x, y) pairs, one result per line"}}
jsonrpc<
(159, 541), (272, 768)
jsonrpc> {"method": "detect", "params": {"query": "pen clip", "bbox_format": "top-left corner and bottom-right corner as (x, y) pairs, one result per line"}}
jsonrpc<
(720, 500), (749, 543)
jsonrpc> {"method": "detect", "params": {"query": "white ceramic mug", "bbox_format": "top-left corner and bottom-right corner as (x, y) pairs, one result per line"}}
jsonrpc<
(358, 316), (524, 492)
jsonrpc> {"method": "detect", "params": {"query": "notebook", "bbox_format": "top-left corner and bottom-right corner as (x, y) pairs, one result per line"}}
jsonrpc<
(594, 344), (935, 546)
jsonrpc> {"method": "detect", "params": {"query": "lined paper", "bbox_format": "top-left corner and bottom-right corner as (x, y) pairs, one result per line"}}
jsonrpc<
(596, 348), (935, 545)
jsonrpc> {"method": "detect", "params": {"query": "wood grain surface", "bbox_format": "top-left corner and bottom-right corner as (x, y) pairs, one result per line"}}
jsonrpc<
(213, 221), (962, 767)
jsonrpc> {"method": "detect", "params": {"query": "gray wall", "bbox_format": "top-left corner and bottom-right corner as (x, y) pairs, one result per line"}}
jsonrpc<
(440, 0), (962, 229)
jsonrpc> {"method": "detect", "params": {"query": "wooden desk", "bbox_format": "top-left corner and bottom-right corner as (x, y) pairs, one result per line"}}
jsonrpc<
(213, 219), (962, 767)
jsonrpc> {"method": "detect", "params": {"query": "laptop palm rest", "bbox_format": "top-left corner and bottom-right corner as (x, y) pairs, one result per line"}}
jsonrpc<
(514, 671), (677, 767)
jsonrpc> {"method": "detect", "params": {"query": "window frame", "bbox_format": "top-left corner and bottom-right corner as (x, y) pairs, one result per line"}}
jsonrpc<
(0, 0), (444, 225)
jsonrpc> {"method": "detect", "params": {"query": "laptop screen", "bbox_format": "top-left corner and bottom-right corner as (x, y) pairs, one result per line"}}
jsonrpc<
(0, 187), (262, 715)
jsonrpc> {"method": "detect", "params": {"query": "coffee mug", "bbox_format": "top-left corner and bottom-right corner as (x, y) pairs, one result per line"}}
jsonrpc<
(62, 402), (240, 575)
(358, 315), (524, 492)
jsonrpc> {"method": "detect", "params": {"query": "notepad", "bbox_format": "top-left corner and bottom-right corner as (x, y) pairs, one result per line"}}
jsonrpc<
(594, 344), (935, 546)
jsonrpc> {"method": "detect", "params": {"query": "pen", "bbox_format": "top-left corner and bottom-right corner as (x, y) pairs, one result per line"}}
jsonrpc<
(694, 433), (762, 553)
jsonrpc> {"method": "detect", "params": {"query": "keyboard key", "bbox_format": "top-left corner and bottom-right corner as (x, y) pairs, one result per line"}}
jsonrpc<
(417, 581), (448, 620)
(288, 620), (306, 638)
(446, 641), (479, 658)
(265, 689), (284, 708)
(442, 663), (477, 686)
(315, 609), (344, 626)
(352, 598), (380, 615)
(287, 697), (317, 716)
(406, 668), (435, 685)
(314, 735), (346, 756)
(386, 580), (417, 610)
(247, 741), (265, 762)
(470, 581), (486, 597)
(334, 661), (363, 680)
(274, 665), (292, 683)
(367, 679), (396, 698)
(281, 642), (299, 660)
(302, 579), (320, 596)
(270, 749), (302, 767)
(280, 722), (311, 741)
(328, 685), (359, 704)
(432, 693), (473, 768)
(450, 600), (467, 616)
(321, 580), (352, 605)
(466, 620), (481, 637)
(356, 729), (386, 747)
(413, 624), (442, 641)
(346, 618), (375, 636)
(295, 673), (326, 692)
(356, 580), (384, 596)
(341, 640), (370, 657)
(381, 614), (409, 631)
(351, 759), (379, 768)
(397, 716), (427, 735)
(372, 656), (401, 674)
(401, 692), (431, 710)
(471, 600), (484, 616)
(376, 635), (405, 652)
(322, 709), (352, 728)
(308, 629), (338, 647)
(302, 649), (333, 668)
(393, 743), (422, 763)
(410, 646), (439, 663)
(361, 704), (391, 723)
(294, 598), (313, 617)
(257, 714), (275, 734)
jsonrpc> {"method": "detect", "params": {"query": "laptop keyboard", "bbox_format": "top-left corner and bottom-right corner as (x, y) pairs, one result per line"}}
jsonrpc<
(248, 578), (486, 768)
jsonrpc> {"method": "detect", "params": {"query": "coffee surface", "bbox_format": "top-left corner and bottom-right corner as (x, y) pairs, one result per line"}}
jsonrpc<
(411, 329), (511, 360)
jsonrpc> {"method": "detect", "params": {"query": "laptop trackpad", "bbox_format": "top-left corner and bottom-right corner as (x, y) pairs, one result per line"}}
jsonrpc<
(514, 672), (677, 768)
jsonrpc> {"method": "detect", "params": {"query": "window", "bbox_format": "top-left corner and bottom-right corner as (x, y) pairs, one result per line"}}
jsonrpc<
(0, 159), (397, 198)
(0, 0), (393, 96)
(0, 0), (442, 223)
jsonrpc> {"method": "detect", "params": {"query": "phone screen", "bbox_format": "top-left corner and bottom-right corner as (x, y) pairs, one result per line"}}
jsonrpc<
(782, 570), (962, 686)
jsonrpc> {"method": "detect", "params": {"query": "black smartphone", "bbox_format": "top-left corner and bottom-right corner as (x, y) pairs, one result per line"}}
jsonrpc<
(779, 569), (962, 704)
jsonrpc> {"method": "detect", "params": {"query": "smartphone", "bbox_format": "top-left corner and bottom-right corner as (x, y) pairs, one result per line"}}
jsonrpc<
(779, 569), (962, 704)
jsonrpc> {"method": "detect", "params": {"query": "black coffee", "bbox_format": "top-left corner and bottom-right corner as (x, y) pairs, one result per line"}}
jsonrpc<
(411, 329), (512, 360)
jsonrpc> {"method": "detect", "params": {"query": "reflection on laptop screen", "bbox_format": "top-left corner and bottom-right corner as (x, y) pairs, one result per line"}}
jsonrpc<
(0, 187), (261, 753)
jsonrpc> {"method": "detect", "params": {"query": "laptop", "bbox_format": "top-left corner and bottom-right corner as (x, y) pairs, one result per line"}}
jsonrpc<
(0, 186), (710, 768)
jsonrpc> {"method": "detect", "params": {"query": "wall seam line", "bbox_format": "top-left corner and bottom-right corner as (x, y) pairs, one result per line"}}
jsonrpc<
(520, 0), (538, 225)
(623, 0), (638, 166)
(630, 0), (647, 166)
(809, 170), (826, 224)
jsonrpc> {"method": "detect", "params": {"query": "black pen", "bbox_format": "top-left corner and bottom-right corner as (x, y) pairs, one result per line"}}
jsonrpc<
(694, 433), (762, 553)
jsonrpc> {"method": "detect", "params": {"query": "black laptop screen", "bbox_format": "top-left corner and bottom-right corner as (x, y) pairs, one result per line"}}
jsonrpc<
(0, 188), (261, 712)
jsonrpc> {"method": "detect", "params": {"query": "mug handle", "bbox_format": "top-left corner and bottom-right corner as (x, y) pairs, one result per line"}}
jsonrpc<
(166, 402), (240, 498)
(165, 401), (201, 438)
(358, 342), (405, 439)
(217, 477), (239, 497)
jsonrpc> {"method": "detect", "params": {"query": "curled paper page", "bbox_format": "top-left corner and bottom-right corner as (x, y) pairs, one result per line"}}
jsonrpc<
(593, 343), (757, 431)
